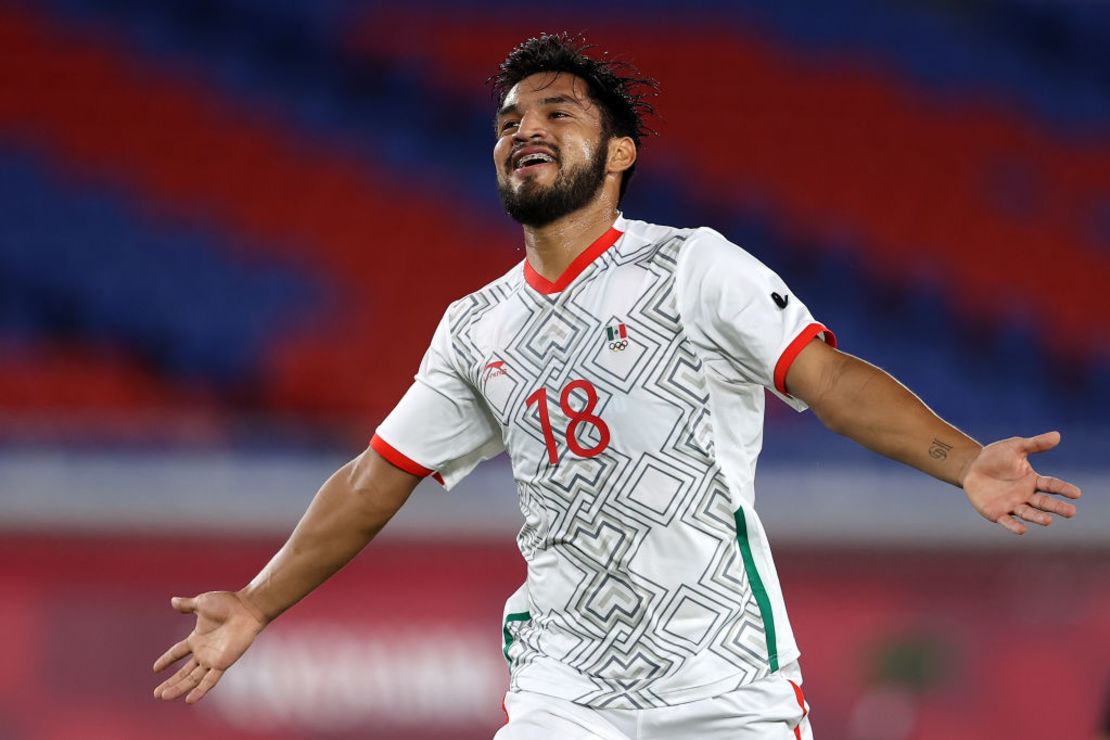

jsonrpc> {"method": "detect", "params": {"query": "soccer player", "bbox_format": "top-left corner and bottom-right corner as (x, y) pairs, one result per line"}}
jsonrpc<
(153, 34), (1082, 739)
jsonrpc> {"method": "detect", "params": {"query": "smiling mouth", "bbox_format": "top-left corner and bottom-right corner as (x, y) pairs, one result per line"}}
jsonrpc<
(512, 151), (559, 172)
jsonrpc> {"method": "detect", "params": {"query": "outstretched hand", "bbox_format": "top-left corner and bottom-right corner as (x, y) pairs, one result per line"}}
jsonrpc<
(962, 431), (1081, 535)
(153, 591), (267, 704)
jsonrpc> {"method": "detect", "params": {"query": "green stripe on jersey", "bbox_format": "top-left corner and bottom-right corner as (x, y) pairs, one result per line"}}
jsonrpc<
(502, 611), (532, 666)
(734, 508), (779, 672)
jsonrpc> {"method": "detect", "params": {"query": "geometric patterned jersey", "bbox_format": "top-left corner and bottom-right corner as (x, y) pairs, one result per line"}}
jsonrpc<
(372, 216), (836, 709)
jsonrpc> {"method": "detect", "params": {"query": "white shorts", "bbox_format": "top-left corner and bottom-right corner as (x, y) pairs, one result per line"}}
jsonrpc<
(494, 662), (812, 740)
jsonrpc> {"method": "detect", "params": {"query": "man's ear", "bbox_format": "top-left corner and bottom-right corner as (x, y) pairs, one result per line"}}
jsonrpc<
(607, 136), (637, 174)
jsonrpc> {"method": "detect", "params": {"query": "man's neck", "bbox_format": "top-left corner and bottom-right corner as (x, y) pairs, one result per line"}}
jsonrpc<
(522, 203), (620, 284)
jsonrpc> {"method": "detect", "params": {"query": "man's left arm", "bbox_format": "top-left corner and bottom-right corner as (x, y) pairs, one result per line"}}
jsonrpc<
(785, 338), (1082, 535)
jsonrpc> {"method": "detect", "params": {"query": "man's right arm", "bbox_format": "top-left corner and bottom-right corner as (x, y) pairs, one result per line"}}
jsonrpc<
(153, 446), (422, 703)
(239, 447), (422, 621)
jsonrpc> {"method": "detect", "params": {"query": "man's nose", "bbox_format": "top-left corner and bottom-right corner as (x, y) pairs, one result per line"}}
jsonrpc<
(513, 111), (549, 141)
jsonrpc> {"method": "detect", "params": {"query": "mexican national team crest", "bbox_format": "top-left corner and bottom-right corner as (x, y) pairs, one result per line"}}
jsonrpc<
(605, 321), (629, 351)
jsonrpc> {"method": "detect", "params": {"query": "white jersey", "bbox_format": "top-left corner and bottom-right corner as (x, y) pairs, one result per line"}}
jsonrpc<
(372, 216), (835, 710)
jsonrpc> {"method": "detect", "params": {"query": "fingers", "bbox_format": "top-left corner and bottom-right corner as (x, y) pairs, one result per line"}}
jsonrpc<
(186, 667), (225, 704)
(153, 651), (226, 703)
(996, 487), (1079, 536)
(996, 515), (1027, 536)
(154, 596), (201, 675)
(1019, 431), (1061, 454)
(152, 639), (191, 673)
(1030, 492), (1077, 518)
(1036, 475), (1081, 500)
(154, 656), (197, 699)
(156, 660), (209, 702)
(165, 656), (197, 689)
(154, 593), (237, 703)
(154, 597), (199, 673)
(171, 596), (197, 614)
(1013, 504), (1051, 527)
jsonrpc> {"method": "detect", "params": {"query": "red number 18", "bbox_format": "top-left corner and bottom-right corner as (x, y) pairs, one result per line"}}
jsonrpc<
(525, 380), (611, 464)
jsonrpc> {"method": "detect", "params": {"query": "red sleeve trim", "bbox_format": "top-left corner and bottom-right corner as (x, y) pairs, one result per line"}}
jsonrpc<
(370, 433), (434, 478)
(523, 227), (622, 294)
(773, 322), (837, 396)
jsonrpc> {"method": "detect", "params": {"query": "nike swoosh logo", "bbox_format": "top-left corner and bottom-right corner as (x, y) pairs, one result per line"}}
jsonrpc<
(771, 292), (789, 309)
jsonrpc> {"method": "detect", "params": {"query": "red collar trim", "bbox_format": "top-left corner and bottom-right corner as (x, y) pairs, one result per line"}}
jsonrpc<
(523, 227), (623, 295)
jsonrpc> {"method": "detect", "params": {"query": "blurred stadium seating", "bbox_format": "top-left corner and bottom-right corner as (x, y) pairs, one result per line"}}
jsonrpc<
(0, 1), (1107, 738)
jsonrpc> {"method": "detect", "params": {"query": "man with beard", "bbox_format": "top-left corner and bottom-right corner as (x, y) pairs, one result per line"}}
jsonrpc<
(154, 34), (1081, 739)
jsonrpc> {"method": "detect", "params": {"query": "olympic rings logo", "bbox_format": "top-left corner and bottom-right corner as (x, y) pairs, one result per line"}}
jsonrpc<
(609, 340), (629, 351)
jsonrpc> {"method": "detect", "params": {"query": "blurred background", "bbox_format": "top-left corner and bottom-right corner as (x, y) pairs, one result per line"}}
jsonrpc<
(1, 1), (1108, 738)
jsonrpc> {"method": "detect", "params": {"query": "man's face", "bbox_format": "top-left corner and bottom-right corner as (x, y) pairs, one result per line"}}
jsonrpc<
(493, 72), (610, 227)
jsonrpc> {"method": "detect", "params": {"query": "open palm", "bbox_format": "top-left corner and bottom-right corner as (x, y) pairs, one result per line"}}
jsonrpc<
(153, 591), (266, 703)
(962, 431), (1081, 535)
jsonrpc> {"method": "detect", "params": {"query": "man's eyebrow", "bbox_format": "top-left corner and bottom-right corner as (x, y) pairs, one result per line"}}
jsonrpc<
(540, 95), (584, 108)
(496, 95), (586, 118)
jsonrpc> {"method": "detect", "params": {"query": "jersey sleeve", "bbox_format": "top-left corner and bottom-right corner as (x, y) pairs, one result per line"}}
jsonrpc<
(371, 308), (505, 490)
(675, 228), (836, 412)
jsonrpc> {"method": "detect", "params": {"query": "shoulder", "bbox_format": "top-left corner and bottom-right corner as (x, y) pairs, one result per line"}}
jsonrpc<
(618, 217), (697, 245)
(614, 217), (701, 272)
(441, 259), (525, 344)
(617, 218), (767, 273)
(672, 227), (780, 297)
(681, 226), (766, 269)
(669, 227), (788, 327)
(446, 260), (522, 319)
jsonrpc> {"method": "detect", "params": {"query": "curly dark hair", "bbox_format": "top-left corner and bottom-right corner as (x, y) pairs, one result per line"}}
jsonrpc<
(490, 33), (659, 203)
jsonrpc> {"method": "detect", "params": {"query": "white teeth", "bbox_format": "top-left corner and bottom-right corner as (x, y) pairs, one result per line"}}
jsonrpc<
(517, 153), (555, 169)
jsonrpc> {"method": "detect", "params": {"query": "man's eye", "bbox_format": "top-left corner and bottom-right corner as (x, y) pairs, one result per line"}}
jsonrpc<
(550, 111), (568, 119)
(501, 120), (519, 132)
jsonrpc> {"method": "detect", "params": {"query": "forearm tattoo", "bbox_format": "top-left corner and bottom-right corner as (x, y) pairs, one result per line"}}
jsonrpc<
(928, 439), (953, 460)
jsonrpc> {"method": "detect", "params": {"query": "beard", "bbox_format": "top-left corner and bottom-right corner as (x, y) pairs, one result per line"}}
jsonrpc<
(498, 142), (609, 228)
